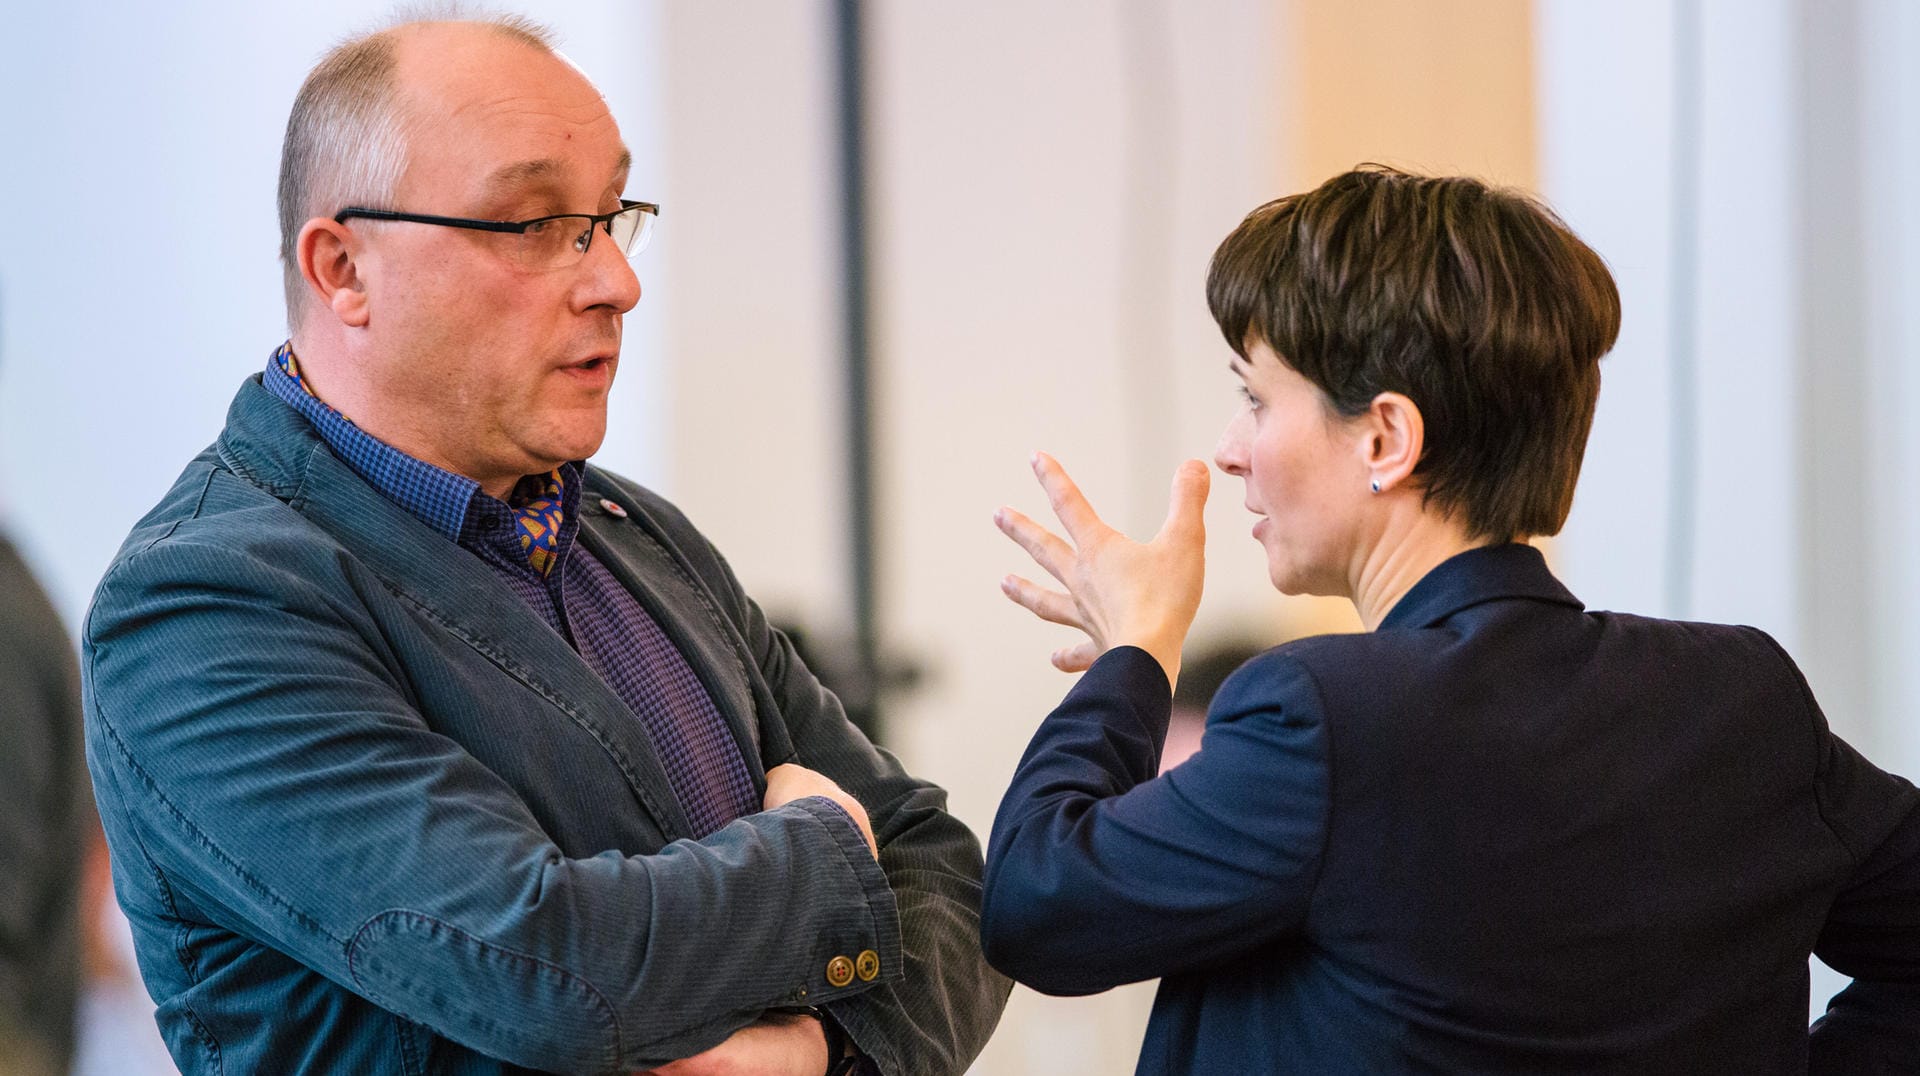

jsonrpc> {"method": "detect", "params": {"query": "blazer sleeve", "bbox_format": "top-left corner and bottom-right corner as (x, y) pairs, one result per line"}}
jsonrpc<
(1808, 730), (1920, 1073)
(980, 646), (1330, 996)
(83, 535), (897, 1074)
(637, 484), (1011, 1076)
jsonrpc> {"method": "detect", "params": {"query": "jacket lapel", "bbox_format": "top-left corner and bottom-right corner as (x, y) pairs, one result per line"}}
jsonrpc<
(217, 378), (696, 839)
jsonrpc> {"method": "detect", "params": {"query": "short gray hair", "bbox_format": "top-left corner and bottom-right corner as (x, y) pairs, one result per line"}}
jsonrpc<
(276, 7), (559, 329)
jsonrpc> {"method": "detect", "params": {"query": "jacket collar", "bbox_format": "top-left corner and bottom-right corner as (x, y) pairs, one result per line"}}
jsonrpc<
(1376, 542), (1584, 631)
(213, 374), (330, 501)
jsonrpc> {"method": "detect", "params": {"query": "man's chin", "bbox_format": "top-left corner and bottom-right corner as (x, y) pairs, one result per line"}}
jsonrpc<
(513, 435), (605, 476)
(547, 440), (604, 469)
(539, 411), (609, 465)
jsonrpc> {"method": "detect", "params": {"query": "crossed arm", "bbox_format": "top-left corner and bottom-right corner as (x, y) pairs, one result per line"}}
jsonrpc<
(630, 475), (1012, 1076)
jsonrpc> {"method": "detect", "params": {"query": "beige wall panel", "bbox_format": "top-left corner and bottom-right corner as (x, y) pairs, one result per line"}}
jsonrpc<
(656, 2), (850, 626)
(1289, 0), (1538, 191)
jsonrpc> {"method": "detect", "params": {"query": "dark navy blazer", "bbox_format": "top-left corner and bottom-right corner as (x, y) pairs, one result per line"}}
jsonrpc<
(982, 544), (1920, 1074)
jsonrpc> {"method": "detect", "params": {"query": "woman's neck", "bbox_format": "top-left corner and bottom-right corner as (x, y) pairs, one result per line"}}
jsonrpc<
(1348, 507), (1497, 631)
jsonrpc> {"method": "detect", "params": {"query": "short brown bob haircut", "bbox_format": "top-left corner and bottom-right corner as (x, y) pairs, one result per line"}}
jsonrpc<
(1206, 166), (1621, 543)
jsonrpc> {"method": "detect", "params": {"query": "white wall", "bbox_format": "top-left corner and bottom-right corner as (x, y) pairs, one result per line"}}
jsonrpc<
(1859, 0), (1920, 772)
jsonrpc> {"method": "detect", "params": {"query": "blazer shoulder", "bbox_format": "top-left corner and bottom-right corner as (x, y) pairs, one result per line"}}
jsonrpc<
(1227, 628), (1469, 717)
(1251, 629), (1431, 693)
(91, 452), (355, 633)
(1206, 643), (1340, 728)
(1589, 607), (1791, 655)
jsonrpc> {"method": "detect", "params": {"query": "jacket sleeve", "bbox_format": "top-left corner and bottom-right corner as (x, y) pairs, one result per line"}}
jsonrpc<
(83, 535), (897, 1074)
(980, 646), (1329, 996)
(629, 481), (1010, 1076)
(1808, 737), (1920, 1073)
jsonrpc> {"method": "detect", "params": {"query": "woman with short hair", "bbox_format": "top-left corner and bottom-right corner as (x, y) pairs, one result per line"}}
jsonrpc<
(981, 167), (1920, 1074)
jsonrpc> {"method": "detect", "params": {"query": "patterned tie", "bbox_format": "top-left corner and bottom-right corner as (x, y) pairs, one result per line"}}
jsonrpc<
(511, 470), (567, 578)
(274, 343), (569, 578)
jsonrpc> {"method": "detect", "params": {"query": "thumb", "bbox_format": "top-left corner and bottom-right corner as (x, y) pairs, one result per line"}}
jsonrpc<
(1155, 459), (1210, 543)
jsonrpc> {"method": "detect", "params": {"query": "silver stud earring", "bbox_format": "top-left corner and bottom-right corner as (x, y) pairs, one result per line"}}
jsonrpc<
(1370, 479), (1381, 494)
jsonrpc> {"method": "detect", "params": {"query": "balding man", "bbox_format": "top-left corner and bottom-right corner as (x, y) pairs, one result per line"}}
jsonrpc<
(83, 14), (1007, 1075)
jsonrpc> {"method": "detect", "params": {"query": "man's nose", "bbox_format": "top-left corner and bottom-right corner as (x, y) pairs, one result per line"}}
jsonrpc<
(578, 228), (642, 314)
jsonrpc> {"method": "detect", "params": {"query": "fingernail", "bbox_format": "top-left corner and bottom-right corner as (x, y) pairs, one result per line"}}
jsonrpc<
(992, 507), (1004, 525)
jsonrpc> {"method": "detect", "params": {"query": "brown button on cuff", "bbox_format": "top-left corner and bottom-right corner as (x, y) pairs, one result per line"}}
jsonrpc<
(855, 949), (880, 982)
(826, 955), (855, 988)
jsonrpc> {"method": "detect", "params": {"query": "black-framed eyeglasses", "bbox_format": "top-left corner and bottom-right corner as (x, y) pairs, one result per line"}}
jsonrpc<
(334, 199), (659, 271)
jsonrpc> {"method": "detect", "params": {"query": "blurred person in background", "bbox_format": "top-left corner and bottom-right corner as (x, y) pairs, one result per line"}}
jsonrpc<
(81, 11), (1003, 1075)
(1161, 640), (1267, 772)
(983, 167), (1920, 1073)
(0, 295), (161, 1076)
(0, 515), (91, 1075)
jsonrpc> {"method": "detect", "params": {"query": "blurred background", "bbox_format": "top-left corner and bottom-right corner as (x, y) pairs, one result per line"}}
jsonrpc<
(1, 0), (1915, 1072)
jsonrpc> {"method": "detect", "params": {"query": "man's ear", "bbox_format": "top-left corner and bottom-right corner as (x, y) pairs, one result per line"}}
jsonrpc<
(1358, 391), (1424, 494)
(297, 218), (371, 328)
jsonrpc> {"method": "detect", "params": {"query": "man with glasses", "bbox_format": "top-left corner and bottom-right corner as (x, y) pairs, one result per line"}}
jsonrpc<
(82, 14), (1006, 1075)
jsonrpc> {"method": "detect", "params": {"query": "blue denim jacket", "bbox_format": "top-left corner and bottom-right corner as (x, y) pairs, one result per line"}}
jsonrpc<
(82, 377), (1007, 1074)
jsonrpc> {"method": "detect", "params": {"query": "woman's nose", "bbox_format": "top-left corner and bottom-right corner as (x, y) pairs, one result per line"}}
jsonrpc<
(1214, 415), (1250, 477)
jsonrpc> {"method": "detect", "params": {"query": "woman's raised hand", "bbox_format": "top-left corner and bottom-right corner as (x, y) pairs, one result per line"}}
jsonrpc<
(994, 452), (1209, 689)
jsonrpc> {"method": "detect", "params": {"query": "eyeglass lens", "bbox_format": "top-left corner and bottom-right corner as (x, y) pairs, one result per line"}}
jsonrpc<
(535, 207), (652, 269)
(611, 206), (654, 256)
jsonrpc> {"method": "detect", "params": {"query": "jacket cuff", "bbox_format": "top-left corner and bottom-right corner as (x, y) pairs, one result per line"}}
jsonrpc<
(781, 796), (903, 1008)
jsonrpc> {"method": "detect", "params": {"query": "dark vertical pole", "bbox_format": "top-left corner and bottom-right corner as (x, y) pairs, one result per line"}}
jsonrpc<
(832, 0), (883, 741)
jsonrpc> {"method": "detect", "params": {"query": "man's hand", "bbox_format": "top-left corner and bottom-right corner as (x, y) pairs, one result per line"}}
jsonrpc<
(994, 452), (1209, 688)
(764, 762), (877, 859)
(642, 1011), (830, 1076)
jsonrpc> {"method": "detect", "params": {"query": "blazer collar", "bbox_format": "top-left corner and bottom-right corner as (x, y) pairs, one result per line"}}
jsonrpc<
(1377, 542), (1584, 631)
(213, 374), (328, 500)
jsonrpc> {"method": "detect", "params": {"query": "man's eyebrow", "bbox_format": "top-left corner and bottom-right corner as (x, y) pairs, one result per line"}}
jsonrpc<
(481, 148), (632, 198)
(483, 157), (564, 203)
(485, 158), (565, 192)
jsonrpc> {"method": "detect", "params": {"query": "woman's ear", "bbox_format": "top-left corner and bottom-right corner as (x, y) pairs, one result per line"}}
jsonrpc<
(297, 218), (371, 328)
(1358, 391), (1424, 494)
